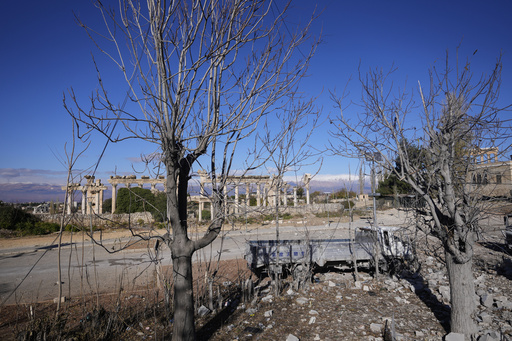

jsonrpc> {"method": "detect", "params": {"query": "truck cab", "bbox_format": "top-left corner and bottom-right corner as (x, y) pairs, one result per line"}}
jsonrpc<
(356, 225), (412, 260)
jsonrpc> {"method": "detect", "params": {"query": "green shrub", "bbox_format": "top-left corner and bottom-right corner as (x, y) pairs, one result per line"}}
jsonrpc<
(16, 221), (60, 236)
(201, 210), (211, 221)
(341, 201), (355, 210)
(0, 205), (40, 230)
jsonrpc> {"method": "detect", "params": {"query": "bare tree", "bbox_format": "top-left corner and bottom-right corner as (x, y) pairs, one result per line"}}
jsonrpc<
(54, 122), (90, 315)
(260, 98), (321, 293)
(329, 50), (510, 336)
(64, 1), (318, 339)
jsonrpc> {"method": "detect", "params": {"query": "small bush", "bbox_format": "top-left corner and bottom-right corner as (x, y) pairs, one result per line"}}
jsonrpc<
(16, 221), (60, 236)
(341, 201), (355, 210)
(201, 210), (211, 221)
(0, 205), (40, 230)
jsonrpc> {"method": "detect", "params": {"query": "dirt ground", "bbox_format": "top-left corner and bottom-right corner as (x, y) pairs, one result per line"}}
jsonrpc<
(1, 208), (512, 340)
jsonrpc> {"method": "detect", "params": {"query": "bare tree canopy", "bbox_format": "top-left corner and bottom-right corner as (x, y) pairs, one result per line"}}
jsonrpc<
(330, 49), (511, 336)
(64, 1), (319, 339)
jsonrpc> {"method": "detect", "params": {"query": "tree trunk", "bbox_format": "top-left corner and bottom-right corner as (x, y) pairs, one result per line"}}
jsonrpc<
(172, 247), (196, 341)
(445, 250), (477, 336)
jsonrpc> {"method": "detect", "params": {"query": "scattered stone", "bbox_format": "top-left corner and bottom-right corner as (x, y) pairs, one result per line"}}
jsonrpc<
(478, 332), (500, 341)
(246, 308), (258, 315)
(296, 297), (308, 305)
(478, 312), (492, 324)
(262, 294), (273, 303)
(53, 296), (66, 303)
(438, 286), (450, 302)
(445, 332), (465, 341)
(264, 310), (273, 317)
(309, 316), (316, 324)
(415, 330), (424, 338)
(481, 293), (494, 308)
(309, 309), (319, 315)
(287, 288), (295, 296)
(369, 323), (382, 333)
(328, 281), (336, 287)
(286, 334), (299, 341)
(197, 305), (211, 317)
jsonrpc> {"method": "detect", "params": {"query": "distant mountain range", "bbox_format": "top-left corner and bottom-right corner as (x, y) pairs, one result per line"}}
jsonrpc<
(0, 175), (371, 203)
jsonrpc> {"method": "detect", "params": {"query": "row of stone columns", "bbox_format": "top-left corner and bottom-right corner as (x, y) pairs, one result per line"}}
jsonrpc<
(62, 173), (312, 219)
(61, 176), (107, 215)
(197, 172), (311, 222)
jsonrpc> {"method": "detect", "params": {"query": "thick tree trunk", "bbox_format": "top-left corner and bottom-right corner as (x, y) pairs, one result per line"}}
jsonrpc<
(172, 248), (196, 341)
(445, 250), (477, 336)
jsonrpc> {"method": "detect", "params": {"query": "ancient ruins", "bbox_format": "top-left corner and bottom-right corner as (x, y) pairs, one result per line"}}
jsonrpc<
(61, 172), (313, 220)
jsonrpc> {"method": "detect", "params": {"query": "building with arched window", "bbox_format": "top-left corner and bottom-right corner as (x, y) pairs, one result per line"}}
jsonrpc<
(468, 148), (512, 199)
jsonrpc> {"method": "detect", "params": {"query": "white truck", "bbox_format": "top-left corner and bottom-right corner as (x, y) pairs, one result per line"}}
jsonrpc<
(245, 226), (415, 278)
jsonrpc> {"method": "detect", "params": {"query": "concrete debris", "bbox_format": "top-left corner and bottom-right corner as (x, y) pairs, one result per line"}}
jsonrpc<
(261, 294), (273, 303)
(370, 323), (383, 333)
(444, 332), (465, 341)
(296, 297), (308, 305)
(286, 334), (300, 341)
(197, 305), (211, 317)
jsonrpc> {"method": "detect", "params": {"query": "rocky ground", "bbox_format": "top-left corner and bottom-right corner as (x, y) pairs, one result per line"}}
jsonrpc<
(1, 207), (512, 340)
(195, 241), (512, 341)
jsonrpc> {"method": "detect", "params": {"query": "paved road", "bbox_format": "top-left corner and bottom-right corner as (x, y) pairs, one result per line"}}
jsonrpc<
(0, 217), (394, 305)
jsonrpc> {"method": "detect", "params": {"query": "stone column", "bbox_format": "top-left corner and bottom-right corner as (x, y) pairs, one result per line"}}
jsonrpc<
(198, 201), (203, 222)
(234, 185), (239, 214)
(95, 191), (100, 214)
(293, 188), (297, 207)
(256, 183), (261, 206)
(111, 184), (117, 214)
(283, 186), (288, 207)
(65, 189), (71, 215)
(263, 184), (268, 206)
(246, 183), (250, 207)
(306, 186), (310, 205)
(99, 189), (104, 214)
(82, 189), (86, 215)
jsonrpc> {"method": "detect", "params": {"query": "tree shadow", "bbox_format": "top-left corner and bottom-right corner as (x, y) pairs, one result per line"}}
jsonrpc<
(476, 242), (512, 281)
(478, 241), (511, 256)
(196, 279), (267, 340)
(496, 257), (512, 281)
(196, 295), (241, 341)
(403, 272), (451, 333)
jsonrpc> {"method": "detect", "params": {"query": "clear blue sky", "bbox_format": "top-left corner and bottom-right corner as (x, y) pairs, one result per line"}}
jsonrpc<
(1, 0), (511, 202)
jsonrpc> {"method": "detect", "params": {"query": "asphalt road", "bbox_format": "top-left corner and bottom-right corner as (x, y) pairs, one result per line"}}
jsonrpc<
(0, 219), (375, 305)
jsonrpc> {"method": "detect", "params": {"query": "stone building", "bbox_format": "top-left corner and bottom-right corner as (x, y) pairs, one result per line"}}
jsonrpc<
(467, 148), (512, 198)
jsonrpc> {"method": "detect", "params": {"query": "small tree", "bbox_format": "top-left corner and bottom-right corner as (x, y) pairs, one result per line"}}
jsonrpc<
(330, 50), (510, 336)
(65, 1), (318, 339)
